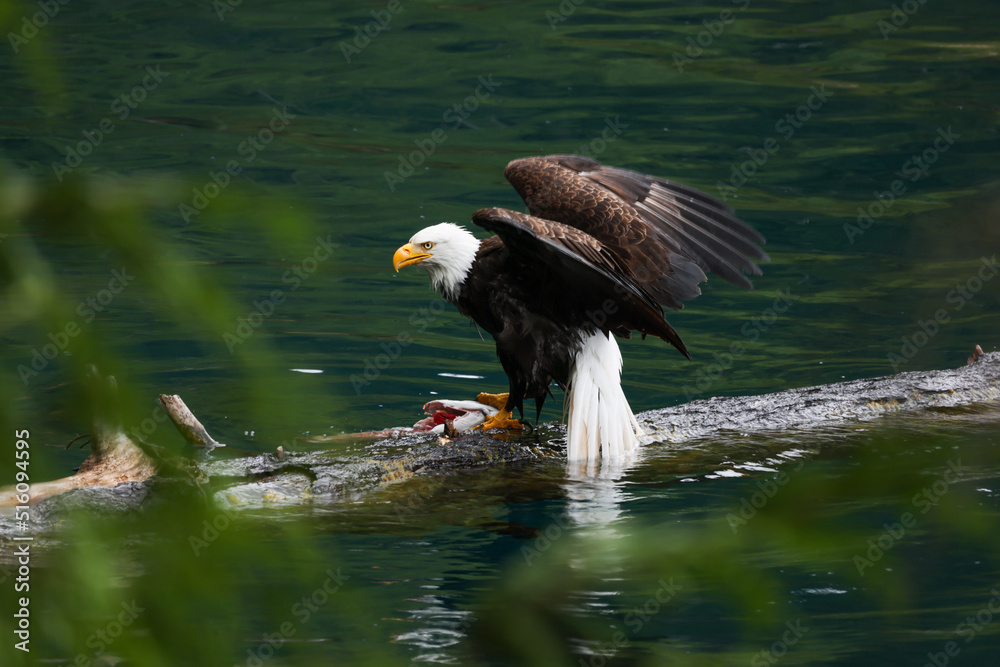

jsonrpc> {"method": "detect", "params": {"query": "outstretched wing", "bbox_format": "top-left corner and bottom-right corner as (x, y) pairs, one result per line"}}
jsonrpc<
(504, 154), (769, 310)
(471, 207), (690, 358)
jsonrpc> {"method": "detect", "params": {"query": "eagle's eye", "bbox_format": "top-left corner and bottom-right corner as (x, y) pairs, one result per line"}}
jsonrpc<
(422, 242), (434, 251)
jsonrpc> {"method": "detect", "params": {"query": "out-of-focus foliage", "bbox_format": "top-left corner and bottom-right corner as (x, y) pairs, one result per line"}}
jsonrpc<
(0, 166), (389, 666)
(0, 167), (313, 461)
(0, 40), (360, 662)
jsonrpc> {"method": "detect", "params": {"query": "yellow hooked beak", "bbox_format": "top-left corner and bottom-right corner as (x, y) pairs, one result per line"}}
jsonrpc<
(393, 243), (431, 272)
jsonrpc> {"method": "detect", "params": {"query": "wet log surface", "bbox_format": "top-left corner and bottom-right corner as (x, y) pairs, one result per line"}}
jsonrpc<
(639, 348), (1000, 443)
(2, 351), (997, 531)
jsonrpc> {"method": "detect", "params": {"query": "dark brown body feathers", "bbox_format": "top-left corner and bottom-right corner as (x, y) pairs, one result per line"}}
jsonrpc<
(450, 155), (767, 420)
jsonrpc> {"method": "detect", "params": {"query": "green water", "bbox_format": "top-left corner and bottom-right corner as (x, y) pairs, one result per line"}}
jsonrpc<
(1, 0), (1000, 664)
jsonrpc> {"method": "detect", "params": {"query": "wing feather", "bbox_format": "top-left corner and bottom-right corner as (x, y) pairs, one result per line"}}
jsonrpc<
(471, 207), (690, 358)
(504, 155), (768, 309)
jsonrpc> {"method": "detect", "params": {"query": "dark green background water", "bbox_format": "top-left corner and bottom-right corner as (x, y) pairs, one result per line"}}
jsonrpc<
(2, 0), (999, 664)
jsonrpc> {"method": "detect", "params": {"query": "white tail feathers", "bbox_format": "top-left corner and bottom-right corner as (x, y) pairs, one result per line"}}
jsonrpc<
(566, 331), (640, 461)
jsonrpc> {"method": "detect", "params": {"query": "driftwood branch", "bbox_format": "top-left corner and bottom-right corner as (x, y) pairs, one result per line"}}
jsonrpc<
(0, 384), (218, 507)
(158, 394), (223, 447)
(0, 416), (156, 508)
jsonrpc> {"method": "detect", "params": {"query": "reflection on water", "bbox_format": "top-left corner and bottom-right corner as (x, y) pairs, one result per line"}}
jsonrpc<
(395, 594), (474, 664)
(565, 455), (636, 526)
(565, 473), (629, 529)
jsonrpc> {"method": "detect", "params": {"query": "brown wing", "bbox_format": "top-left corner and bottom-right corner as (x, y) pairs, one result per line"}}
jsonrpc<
(471, 207), (690, 358)
(504, 154), (769, 310)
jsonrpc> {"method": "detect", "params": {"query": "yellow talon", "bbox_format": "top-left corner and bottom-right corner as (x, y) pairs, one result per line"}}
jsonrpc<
(476, 392), (509, 410)
(475, 408), (523, 432)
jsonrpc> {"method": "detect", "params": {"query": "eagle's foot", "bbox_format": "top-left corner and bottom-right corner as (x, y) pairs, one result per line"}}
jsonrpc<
(476, 392), (509, 410)
(474, 408), (523, 432)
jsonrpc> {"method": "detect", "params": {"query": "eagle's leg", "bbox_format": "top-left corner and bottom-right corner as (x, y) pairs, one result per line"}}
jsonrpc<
(474, 393), (523, 431)
(476, 408), (523, 432)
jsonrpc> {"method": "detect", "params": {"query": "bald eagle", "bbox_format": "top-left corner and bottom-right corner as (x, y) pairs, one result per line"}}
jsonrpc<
(393, 155), (767, 461)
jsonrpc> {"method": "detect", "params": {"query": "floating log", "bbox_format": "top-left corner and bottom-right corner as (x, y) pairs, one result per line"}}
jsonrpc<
(0, 370), (156, 507)
(0, 377), (220, 508)
(1, 349), (997, 512)
(640, 347), (1000, 443)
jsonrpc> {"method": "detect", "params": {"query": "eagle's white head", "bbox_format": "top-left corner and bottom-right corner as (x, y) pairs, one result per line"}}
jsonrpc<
(393, 223), (481, 300)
